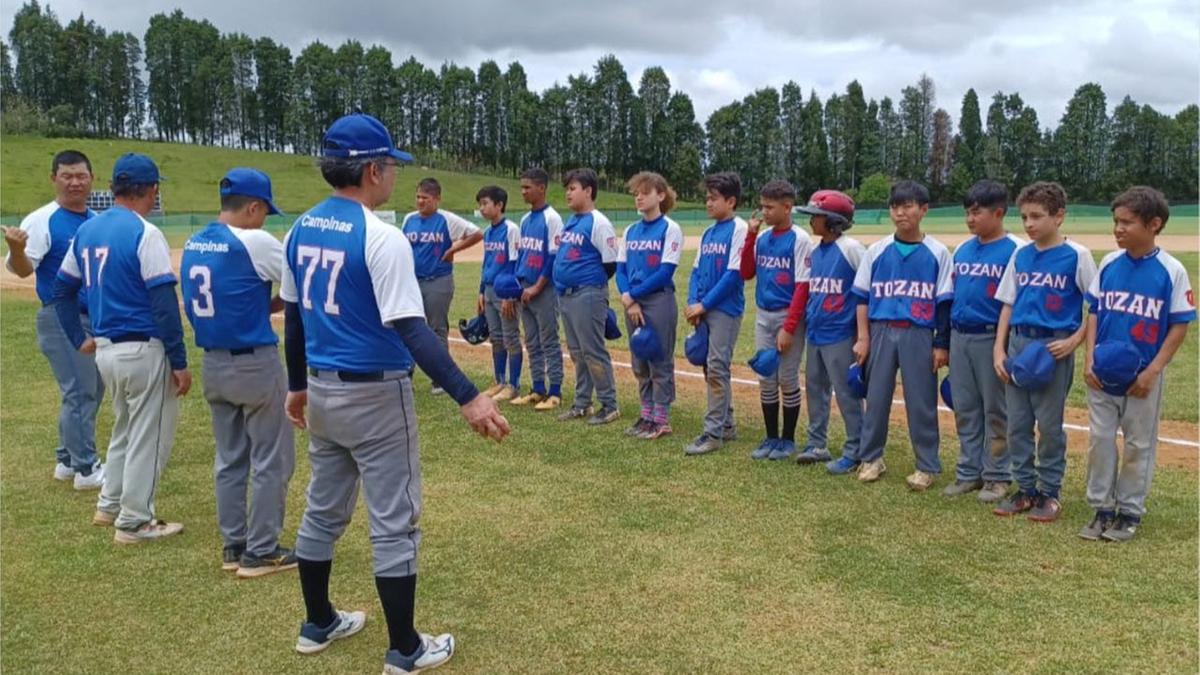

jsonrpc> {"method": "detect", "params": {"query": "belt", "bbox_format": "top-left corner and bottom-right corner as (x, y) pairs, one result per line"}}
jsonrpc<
(110, 333), (151, 344)
(1013, 325), (1072, 339)
(885, 320), (912, 328)
(952, 323), (997, 334)
(308, 368), (411, 382)
(205, 346), (261, 356)
(560, 285), (599, 296)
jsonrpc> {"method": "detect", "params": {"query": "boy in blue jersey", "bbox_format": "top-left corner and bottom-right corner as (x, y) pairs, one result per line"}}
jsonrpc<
(851, 180), (953, 491)
(617, 171), (685, 440)
(181, 168), (298, 577)
(401, 177), (482, 392)
(3, 149), (105, 489)
(1080, 187), (1194, 542)
(943, 180), (1023, 503)
(992, 181), (1097, 522)
(790, 190), (867, 470)
(554, 168), (621, 425)
(475, 185), (523, 401)
(683, 172), (751, 456)
(510, 167), (566, 411)
(740, 180), (813, 461)
(53, 153), (192, 542)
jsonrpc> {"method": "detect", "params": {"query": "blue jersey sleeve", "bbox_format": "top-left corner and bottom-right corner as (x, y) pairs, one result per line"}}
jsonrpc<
(52, 274), (87, 348)
(630, 263), (677, 299)
(149, 283), (187, 370)
(701, 269), (742, 310)
(615, 262), (630, 294)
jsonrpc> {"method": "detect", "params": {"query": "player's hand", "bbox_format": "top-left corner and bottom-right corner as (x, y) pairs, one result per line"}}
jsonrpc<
(776, 328), (794, 354)
(2, 226), (28, 252)
(993, 351), (1010, 384)
(461, 393), (511, 441)
(441, 249), (455, 263)
(1046, 337), (1078, 360)
(521, 286), (540, 304)
(78, 337), (96, 354)
(285, 390), (308, 429)
(747, 209), (764, 233)
(621, 292), (635, 308)
(852, 337), (869, 366)
(476, 294), (485, 315)
(1084, 363), (1102, 390)
(1126, 368), (1158, 398)
(501, 299), (518, 319)
(626, 302), (644, 327)
(172, 369), (192, 396)
(932, 348), (949, 371)
(685, 303), (705, 324)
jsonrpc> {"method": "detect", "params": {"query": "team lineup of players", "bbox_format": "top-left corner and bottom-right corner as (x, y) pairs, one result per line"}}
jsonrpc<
(3, 110), (1194, 672)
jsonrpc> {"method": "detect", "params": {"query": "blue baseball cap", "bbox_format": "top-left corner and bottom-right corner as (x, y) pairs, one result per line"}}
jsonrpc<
(748, 348), (780, 378)
(940, 377), (954, 410)
(494, 273), (523, 300)
(1092, 341), (1145, 396)
(220, 168), (281, 215)
(458, 314), (489, 345)
(1005, 341), (1056, 390)
(847, 363), (867, 399)
(604, 308), (622, 340)
(684, 323), (709, 367)
(112, 153), (161, 185)
(629, 325), (664, 362)
(322, 113), (414, 162)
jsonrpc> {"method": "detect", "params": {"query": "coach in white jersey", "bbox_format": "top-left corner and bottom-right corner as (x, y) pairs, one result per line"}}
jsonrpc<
(53, 153), (192, 543)
(280, 113), (509, 673)
(180, 168), (297, 577)
(3, 149), (105, 490)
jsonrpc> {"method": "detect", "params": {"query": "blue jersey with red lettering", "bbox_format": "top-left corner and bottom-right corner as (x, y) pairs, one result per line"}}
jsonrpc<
(852, 234), (954, 327)
(688, 217), (749, 317)
(553, 210), (618, 293)
(807, 236), (866, 345)
(401, 209), (480, 280)
(1087, 248), (1196, 365)
(754, 225), (813, 311)
(516, 205), (563, 285)
(951, 233), (1023, 328)
(995, 239), (1096, 332)
(481, 218), (520, 287)
(617, 215), (684, 290)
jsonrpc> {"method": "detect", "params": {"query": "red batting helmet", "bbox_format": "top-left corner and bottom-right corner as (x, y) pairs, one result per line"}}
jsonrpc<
(795, 190), (856, 232)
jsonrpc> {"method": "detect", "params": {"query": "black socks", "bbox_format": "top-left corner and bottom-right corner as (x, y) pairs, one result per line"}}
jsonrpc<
(376, 574), (420, 655)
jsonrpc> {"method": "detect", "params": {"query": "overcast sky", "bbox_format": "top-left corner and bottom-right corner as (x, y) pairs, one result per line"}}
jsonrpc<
(5, 0), (1197, 127)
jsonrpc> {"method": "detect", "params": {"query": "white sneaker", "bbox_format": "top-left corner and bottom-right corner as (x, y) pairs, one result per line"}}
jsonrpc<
(296, 609), (367, 654)
(53, 462), (75, 481)
(73, 464), (104, 491)
(383, 633), (455, 673)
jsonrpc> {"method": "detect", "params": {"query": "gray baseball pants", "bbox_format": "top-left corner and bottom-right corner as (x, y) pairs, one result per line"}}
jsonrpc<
(417, 274), (454, 352)
(701, 310), (741, 438)
(625, 289), (677, 408)
(805, 337), (863, 457)
(559, 285), (617, 411)
(36, 305), (104, 471)
(949, 330), (1011, 482)
(1085, 372), (1165, 518)
(520, 282), (564, 392)
(1005, 331), (1074, 497)
(858, 322), (941, 473)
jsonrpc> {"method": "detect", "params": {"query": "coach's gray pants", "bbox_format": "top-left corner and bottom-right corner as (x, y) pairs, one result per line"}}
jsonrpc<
(754, 308), (804, 402)
(36, 305), (104, 471)
(1005, 332), (1073, 497)
(296, 371), (422, 576)
(418, 274), (454, 352)
(805, 337), (863, 457)
(949, 330), (1011, 482)
(520, 282), (564, 391)
(94, 338), (179, 531)
(702, 310), (741, 438)
(625, 289), (677, 407)
(559, 285), (617, 411)
(859, 322), (941, 473)
(203, 347), (295, 557)
(1085, 373), (1165, 518)
(484, 284), (521, 355)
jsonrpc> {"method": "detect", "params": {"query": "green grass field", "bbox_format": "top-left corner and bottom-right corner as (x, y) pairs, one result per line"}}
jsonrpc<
(1, 293), (1197, 673)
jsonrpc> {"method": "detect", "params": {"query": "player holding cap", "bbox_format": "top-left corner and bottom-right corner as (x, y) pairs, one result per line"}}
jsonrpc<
(281, 113), (509, 674)
(180, 168), (297, 577)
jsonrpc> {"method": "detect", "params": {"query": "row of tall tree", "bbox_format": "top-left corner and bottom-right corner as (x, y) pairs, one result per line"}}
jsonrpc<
(3, 2), (1196, 201)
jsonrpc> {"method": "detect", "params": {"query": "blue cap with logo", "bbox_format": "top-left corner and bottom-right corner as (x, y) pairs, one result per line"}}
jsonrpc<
(1005, 341), (1056, 390)
(604, 308), (622, 340)
(1092, 340), (1145, 396)
(685, 323), (709, 367)
(940, 377), (954, 410)
(220, 167), (281, 215)
(494, 273), (523, 300)
(112, 153), (161, 185)
(748, 348), (780, 378)
(847, 363), (867, 399)
(629, 325), (664, 362)
(322, 113), (414, 163)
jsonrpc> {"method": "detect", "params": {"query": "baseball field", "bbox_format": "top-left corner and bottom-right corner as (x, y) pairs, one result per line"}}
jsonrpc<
(1, 137), (1197, 673)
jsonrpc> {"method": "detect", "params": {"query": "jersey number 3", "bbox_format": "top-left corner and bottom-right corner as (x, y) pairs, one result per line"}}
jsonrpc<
(296, 245), (345, 315)
(189, 266), (215, 317)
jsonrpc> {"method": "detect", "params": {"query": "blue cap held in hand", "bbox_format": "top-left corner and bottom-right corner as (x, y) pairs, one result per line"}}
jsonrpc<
(748, 348), (780, 378)
(684, 323), (709, 367)
(494, 273), (523, 300)
(1005, 340), (1056, 390)
(629, 324), (664, 362)
(940, 377), (954, 410)
(847, 363), (867, 399)
(1092, 340), (1145, 396)
(604, 308), (622, 340)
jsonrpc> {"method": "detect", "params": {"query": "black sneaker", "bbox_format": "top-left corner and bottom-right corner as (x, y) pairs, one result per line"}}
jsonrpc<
(236, 546), (298, 578)
(1101, 514), (1140, 543)
(993, 490), (1038, 517)
(587, 406), (620, 426)
(222, 544), (246, 571)
(1078, 511), (1115, 540)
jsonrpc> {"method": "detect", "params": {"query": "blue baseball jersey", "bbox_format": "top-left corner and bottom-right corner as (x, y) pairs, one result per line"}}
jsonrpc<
(995, 239), (1096, 332)
(516, 205), (564, 285)
(553, 210), (618, 293)
(481, 218), (520, 287)
(56, 205), (176, 338)
(852, 234), (954, 327)
(754, 225), (813, 311)
(950, 233), (1023, 328)
(1087, 248), (1196, 365)
(689, 217), (749, 317)
(807, 235), (867, 345)
(400, 209), (480, 280)
(616, 215), (684, 289)
(181, 222), (283, 350)
(280, 196), (426, 373)
(7, 200), (94, 309)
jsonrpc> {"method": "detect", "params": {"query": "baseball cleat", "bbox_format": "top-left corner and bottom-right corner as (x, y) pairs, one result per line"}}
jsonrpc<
(625, 418), (653, 436)
(113, 519), (184, 544)
(942, 479), (983, 497)
(53, 462), (75, 481)
(639, 422), (672, 440)
(857, 458), (886, 482)
(977, 481), (1010, 503)
(509, 392), (545, 406)
(73, 463), (105, 491)
(237, 546), (299, 578)
(533, 395), (562, 411)
(1026, 494), (1062, 522)
(295, 608), (367, 654)
(383, 632), (455, 674)
(481, 383), (504, 398)
(557, 405), (593, 421)
(222, 544), (246, 571)
(1079, 511), (1116, 541)
(767, 440), (797, 461)
(796, 447), (832, 464)
(720, 424), (738, 441)
(992, 491), (1037, 517)
(826, 456), (859, 475)
(684, 434), (722, 456)
(906, 470), (937, 491)
(750, 438), (777, 460)
(587, 406), (620, 425)
(1100, 514), (1139, 542)
(92, 509), (117, 527)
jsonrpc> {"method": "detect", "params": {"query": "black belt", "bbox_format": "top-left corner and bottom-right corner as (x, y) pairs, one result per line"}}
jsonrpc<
(110, 333), (151, 344)
(205, 346), (260, 355)
(953, 323), (997, 334)
(1013, 325), (1072, 339)
(309, 368), (385, 382)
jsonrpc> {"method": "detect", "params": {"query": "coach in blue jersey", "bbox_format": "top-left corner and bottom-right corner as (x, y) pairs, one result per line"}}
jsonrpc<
(53, 153), (192, 543)
(3, 149), (105, 490)
(280, 113), (508, 673)
(554, 168), (621, 425)
(181, 168), (297, 577)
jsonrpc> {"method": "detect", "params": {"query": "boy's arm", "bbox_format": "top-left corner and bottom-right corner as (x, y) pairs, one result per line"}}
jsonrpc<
(740, 230), (758, 281)
(993, 304), (1013, 383)
(1047, 318), (1087, 360)
(1083, 314), (1101, 390)
(1127, 322), (1189, 398)
(853, 303), (869, 365)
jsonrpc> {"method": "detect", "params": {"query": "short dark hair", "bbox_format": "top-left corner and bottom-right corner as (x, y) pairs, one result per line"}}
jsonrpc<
(889, 180), (930, 206)
(520, 167), (550, 187)
(417, 177), (441, 196)
(563, 168), (598, 201)
(52, 150), (92, 175)
(475, 185), (508, 213)
(220, 193), (262, 213)
(759, 179), (797, 203)
(111, 181), (155, 199)
(318, 156), (387, 189)
(704, 172), (742, 207)
(1016, 181), (1067, 214)
(1111, 186), (1170, 231)
(963, 180), (1008, 212)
